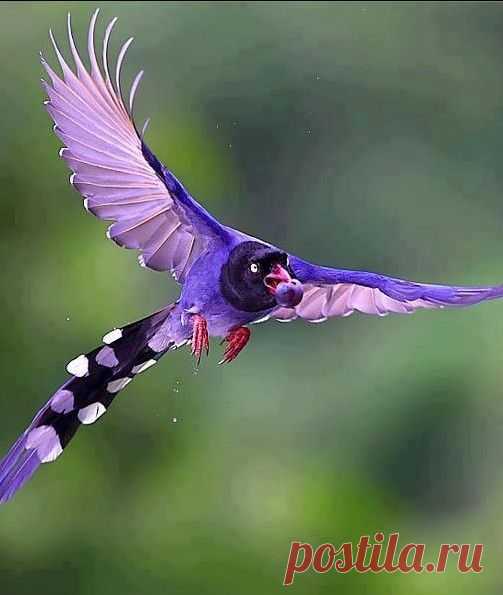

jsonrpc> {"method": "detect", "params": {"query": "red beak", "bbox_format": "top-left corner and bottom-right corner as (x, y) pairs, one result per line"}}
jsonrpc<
(264, 264), (292, 294)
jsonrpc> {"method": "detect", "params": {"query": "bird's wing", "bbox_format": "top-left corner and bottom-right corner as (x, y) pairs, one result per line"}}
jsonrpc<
(268, 255), (503, 322)
(41, 11), (228, 283)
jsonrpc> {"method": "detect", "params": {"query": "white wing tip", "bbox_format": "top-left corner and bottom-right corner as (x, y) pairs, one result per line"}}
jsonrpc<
(141, 118), (151, 138)
(307, 317), (328, 324)
(129, 69), (144, 114)
(91, 7), (101, 21)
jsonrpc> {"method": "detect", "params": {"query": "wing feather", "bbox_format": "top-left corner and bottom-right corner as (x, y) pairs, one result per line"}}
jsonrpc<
(269, 255), (503, 322)
(42, 10), (226, 282)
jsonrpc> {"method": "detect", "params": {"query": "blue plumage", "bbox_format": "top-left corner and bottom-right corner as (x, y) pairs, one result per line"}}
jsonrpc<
(1, 10), (502, 503)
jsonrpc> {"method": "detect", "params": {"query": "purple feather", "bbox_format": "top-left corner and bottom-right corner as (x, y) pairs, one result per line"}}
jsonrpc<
(271, 256), (503, 321)
(3, 9), (503, 506)
(41, 9), (226, 283)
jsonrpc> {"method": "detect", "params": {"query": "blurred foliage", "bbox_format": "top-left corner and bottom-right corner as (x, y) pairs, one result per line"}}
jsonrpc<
(1, 1), (503, 594)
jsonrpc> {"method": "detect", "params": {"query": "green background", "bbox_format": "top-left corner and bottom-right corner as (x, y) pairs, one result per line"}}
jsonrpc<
(1, 1), (503, 593)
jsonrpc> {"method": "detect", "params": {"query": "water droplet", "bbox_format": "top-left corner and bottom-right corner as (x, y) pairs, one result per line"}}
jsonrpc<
(172, 417), (178, 423)
(66, 317), (70, 322)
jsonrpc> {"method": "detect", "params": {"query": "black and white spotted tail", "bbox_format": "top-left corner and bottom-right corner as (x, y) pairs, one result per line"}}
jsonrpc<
(0, 304), (178, 503)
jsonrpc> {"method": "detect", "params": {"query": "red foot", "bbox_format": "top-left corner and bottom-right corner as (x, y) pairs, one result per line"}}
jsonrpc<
(191, 314), (209, 365)
(219, 327), (251, 364)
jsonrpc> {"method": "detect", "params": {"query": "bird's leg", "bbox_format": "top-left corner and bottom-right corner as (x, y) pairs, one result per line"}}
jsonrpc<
(219, 327), (251, 364)
(191, 314), (209, 365)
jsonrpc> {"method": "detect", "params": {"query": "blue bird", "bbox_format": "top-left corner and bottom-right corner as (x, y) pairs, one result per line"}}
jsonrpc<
(1, 10), (503, 503)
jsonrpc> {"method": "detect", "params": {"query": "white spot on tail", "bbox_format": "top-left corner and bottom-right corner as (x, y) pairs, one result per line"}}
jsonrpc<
(26, 426), (63, 463)
(169, 339), (189, 352)
(66, 354), (88, 377)
(103, 328), (122, 344)
(132, 359), (157, 374)
(107, 377), (132, 393)
(78, 402), (107, 425)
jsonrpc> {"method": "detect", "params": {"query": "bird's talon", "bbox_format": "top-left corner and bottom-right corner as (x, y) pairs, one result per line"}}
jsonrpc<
(219, 327), (250, 364)
(191, 314), (209, 364)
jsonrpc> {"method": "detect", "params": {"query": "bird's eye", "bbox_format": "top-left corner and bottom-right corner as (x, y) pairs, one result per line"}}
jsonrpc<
(250, 263), (260, 274)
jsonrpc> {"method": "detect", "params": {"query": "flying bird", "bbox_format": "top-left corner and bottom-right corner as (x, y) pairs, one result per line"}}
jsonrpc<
(1, 10), (502, 503)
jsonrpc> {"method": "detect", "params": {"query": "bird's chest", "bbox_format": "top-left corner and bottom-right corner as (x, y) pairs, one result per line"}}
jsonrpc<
(181, 251), (224, 308)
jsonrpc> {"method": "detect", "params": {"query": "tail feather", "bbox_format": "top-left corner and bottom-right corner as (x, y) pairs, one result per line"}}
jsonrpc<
(0, 304), (180, 504)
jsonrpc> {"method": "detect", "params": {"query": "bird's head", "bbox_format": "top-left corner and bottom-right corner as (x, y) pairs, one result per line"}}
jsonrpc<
(220, 241), (303, 312)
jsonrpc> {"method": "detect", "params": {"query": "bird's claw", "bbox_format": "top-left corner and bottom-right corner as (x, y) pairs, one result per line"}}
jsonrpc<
(191, 314), (209, 365)
(218, 327), (251, 364)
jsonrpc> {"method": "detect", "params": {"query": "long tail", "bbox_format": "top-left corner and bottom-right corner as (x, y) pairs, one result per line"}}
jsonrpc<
(0, 304), (182, 503)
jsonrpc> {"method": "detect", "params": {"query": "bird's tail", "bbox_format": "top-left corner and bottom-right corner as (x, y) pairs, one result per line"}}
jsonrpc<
(0, 303), (182, 503)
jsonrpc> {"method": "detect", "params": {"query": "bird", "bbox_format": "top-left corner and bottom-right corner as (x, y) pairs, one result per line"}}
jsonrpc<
(1, 9), (503, 504)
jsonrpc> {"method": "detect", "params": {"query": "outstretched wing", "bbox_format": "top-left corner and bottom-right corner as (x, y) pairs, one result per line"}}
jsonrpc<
(270, 255), (503, 322)
(41, 10), (228, 283)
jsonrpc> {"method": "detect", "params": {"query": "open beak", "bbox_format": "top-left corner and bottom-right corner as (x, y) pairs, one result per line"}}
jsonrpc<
(264, 264), (293, 295)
